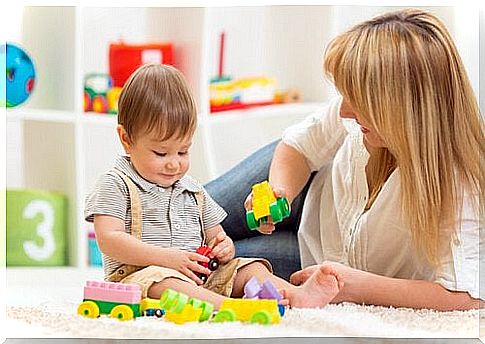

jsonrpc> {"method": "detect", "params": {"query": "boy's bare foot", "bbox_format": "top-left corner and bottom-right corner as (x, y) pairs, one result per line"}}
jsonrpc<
(283, 265), (343, 308)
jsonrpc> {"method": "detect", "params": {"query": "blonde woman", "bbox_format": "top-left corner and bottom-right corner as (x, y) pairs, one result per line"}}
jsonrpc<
(212, 8), (483, 310)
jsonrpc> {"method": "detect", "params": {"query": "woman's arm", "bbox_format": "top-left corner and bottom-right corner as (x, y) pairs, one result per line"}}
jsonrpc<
(269, 141), (312, 204)
(291, 262), (481, 311)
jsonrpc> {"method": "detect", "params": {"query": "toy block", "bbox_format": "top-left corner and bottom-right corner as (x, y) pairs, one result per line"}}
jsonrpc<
(164, 304), (202, 324)
(83, 280), (141, 304)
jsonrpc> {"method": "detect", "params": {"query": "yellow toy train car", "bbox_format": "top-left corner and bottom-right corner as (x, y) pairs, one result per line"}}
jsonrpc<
(212, 298), (281, 325)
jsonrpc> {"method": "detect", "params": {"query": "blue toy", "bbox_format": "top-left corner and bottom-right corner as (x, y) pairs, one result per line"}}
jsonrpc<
(1, 43), (36, 107)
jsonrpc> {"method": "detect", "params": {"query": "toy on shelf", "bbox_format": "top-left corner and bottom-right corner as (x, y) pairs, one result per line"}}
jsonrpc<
(245, 181), (290, 230)
(109, 41), (173, 88)
(160, 288), (214, 324)
(209, 31), (277, 113)
(210, 77), (277, 113)
(274, 88), (303, 104)
(1, 43), (36, 108)
(210, 31), (231, 84)
(83, 73), (121, 114)
(196, 245), (219, 283)
(77, 280), (143, 321)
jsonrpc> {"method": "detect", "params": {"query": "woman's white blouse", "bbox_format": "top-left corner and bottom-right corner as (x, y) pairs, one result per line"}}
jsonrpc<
(282, 96), (481, 299)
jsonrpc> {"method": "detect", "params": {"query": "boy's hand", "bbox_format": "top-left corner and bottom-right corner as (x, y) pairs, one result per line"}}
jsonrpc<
(244, 185), (287, 235)
(209, 232), (235, 264)
(165, 248), (213, 285)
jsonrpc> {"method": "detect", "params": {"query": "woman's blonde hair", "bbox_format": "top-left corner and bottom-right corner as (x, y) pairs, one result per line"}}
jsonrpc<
(324, 8), (484, 266)
(118, 63), (197, 142)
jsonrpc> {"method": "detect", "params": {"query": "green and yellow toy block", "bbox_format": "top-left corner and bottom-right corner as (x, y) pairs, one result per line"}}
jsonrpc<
(245, 181), (290, 230)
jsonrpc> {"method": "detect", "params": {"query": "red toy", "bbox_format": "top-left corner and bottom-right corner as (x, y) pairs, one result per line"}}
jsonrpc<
(196, 246), (219, 283)
(109, 42), (174, 87)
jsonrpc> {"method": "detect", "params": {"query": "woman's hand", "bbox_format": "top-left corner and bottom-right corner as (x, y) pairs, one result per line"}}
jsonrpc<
(244, 185), (287, 235)
(209, 231), (235, 264)
(164, 248), (212, 285)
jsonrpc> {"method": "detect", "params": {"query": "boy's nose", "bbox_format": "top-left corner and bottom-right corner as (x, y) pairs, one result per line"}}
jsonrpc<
(166, 158), (179, 170)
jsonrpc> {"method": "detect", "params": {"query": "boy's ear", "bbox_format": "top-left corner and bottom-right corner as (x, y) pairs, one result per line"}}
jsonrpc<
(117, 125), (132, 153)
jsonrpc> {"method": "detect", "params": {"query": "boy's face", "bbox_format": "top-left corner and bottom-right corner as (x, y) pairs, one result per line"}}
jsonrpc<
(120, 127), (192, 187)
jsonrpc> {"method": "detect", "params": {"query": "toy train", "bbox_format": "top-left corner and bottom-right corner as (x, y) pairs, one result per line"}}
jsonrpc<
(78, 277), (284, 324)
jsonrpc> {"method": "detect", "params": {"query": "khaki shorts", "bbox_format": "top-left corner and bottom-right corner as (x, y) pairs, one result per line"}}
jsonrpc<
(119, 257), (272, 298)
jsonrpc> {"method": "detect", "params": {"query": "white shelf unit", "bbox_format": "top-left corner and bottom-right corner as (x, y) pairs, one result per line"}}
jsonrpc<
(7, 5), (474, 269)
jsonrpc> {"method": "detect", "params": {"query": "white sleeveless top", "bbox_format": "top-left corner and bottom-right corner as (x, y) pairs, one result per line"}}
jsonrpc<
(282, 96), (480, 299)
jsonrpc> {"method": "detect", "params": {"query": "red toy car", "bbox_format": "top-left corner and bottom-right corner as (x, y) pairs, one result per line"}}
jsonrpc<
(196, 246), (219, 283)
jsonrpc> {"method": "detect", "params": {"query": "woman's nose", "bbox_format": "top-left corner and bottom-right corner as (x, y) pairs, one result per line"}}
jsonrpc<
(339, 101), (356, 119)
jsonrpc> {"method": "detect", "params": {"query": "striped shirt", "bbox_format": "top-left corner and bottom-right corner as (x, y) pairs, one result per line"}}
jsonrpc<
(85, 155), (227, 278)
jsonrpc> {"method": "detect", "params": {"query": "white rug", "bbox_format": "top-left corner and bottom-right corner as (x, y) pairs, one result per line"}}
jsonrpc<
(6, 302), (482, 339)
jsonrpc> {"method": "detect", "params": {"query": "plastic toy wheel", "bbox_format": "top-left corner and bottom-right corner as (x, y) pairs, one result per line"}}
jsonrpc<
(199, 274), (208, 283)
(154, 309), (164, 318)
(250, 310), (272, 325)
(269, 202), (283, 223)
(110, 305), (134, 321)
(83, 91), (92, 112)
(92, 95), (108, 113)
(188, 298), (203, 309)
(168, 292), (189, 313)
(212, 309), (236, 323)
(246, 211), (258, 230)
(188, 298), (213, 322)
(199, 302), (214, 322)
(77, 301), (100, 318)
(277, 197), (290, 217)
(208, 259), (219, 271)
(160, 289), (178, 309)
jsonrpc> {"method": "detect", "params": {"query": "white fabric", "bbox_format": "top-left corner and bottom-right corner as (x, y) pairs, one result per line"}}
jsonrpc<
(282, 96), (481, 299)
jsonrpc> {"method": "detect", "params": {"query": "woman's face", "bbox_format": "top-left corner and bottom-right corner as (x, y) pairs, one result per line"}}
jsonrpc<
(339, 100), (386, 148)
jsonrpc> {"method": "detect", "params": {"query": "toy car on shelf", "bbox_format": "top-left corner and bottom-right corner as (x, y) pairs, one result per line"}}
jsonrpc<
(83, 73), (121, 114)
(245, 181), (290, 230)
(209, 76), (276, 113)
(196, 245), (219, 283)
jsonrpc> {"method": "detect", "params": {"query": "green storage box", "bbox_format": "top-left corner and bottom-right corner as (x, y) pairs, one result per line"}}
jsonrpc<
(7, 189), (68, 266)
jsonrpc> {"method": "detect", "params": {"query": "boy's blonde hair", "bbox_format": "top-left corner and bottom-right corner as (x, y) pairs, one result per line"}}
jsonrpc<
(117, 63), (197, 142)
(324, 9), (484, 266)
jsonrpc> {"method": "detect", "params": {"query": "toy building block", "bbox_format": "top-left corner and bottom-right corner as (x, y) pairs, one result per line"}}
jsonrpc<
(212, 298), (280, 325)
(78, 280), (142, 320)
(246, 181), (290, 230)
(140, 298), (165, 317)
(243, 277), (285, 317)
(243, 276), (262, 299)
(160, 289), (214, 324)
(164, 304), (203, 325)
(196, 245), (219, 283)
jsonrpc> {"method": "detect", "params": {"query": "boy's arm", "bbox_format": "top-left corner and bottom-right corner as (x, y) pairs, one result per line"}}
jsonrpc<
(94, 214), (212, 283)
(205, 224), (235, 263)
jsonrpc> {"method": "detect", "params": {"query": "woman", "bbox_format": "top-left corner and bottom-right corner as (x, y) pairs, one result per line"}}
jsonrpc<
(208, 8), (483, 311)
